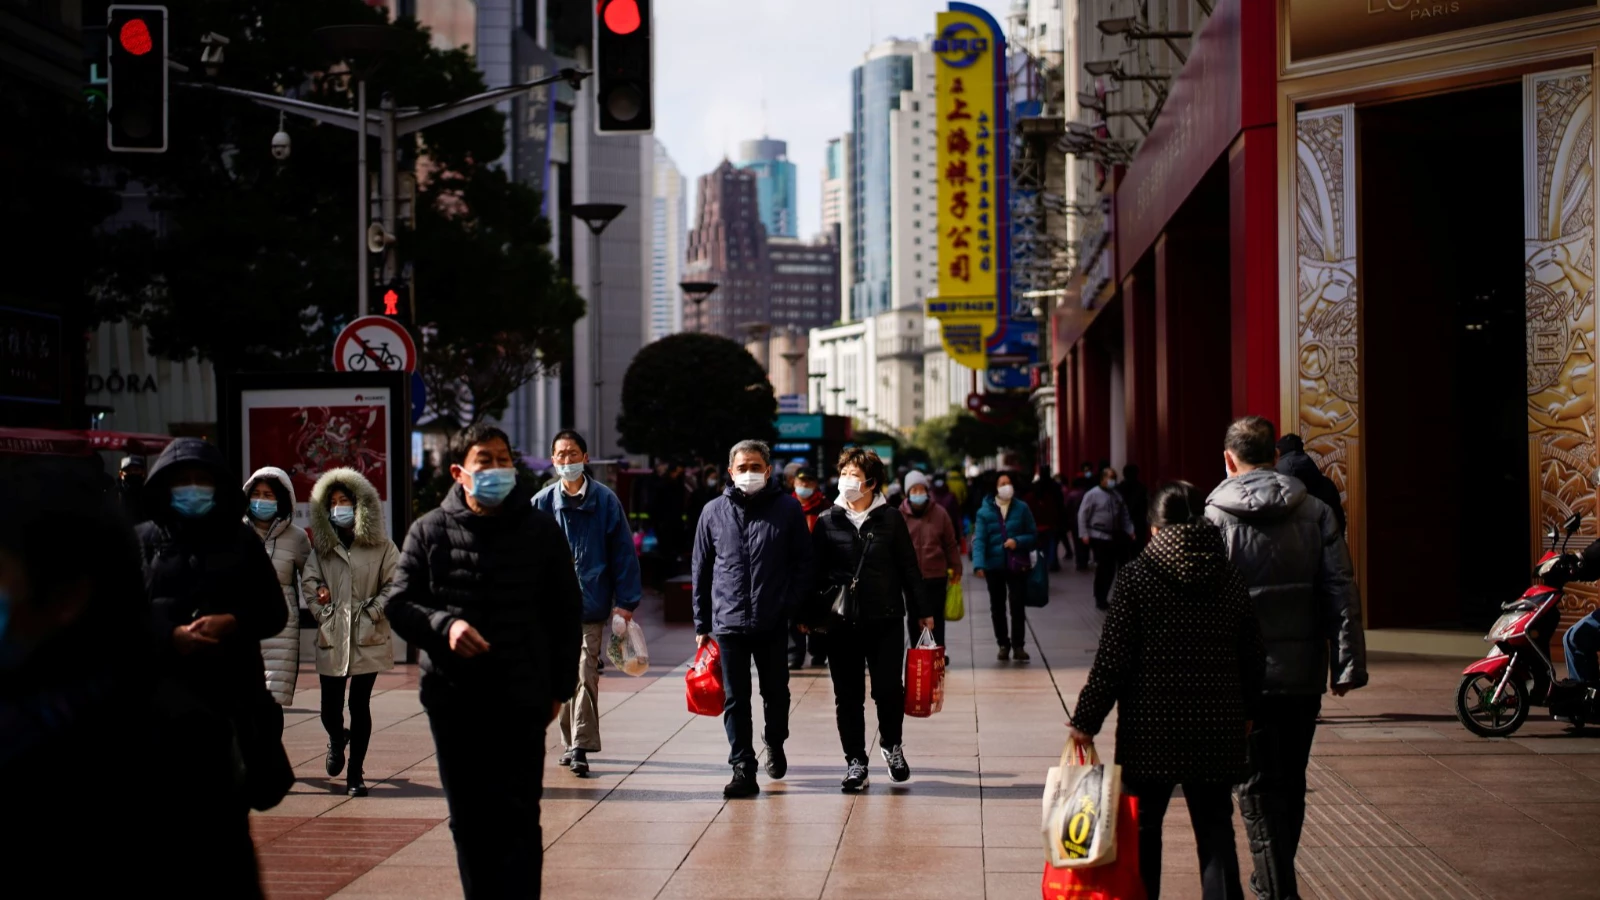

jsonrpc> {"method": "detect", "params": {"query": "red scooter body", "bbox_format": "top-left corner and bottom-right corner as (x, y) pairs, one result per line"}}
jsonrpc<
(1456, 519), (1599, 737)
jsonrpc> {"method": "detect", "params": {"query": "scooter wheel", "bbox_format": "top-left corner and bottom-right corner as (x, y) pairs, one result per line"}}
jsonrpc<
(1455, 673), (1529, 738)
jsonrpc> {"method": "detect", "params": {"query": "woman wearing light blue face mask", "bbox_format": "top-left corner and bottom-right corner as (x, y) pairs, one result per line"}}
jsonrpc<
(303, 470), (399, 797)
(245, 467), (311, 708)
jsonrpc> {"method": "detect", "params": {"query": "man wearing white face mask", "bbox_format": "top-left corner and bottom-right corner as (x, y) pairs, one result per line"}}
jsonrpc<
(1078, 466), (1136, 611)
(533, 430), (642, 777)
(692, 439), (814, 799)
(386, 424), (583, 898)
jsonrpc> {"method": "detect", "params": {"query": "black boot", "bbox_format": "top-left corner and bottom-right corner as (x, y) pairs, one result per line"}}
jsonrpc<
(325, 729), (348, 778)
(346, 768), (368, 797)
(724, 762), (760, 798)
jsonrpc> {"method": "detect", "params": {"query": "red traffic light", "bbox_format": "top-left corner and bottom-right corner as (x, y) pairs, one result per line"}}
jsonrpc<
(383, 290), (399, 316)
(601, 0), (641, 35)
(119, 18), (153, 55)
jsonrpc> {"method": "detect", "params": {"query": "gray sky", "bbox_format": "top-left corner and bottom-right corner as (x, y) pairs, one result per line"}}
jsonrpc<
(654, 0), (1009, 240)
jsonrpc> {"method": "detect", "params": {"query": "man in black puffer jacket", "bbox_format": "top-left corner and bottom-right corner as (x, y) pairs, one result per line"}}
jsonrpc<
(1206, 417), (1366, 900)
(387, 425), (582, 899)
(1275, 434), (1346, 535)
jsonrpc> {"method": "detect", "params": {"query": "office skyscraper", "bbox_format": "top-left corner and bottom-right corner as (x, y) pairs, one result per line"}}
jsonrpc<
(848, 40), (918, 321)
(735, 137), (798, 240)
(650, 143), (688, 342)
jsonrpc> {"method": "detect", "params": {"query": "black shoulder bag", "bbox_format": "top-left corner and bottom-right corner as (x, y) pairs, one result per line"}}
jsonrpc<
(814, 531), (874, 635)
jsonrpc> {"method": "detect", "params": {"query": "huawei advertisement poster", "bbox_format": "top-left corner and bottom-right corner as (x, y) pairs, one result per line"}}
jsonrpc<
(239, 386), (395, 537)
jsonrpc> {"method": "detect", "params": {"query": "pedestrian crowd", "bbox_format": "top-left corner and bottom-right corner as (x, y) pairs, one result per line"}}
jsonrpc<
(2, 414), (1364, 900)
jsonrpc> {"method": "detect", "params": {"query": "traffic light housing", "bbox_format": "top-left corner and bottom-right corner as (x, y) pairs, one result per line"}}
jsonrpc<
(593, 0), (653, 134)
(107, 5), (168, 153)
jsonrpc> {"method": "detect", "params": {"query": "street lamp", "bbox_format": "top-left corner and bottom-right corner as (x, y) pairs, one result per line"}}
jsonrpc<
(679, 280), (718, 334)
(572, 202), (626, 455)
(808, 371), (827, 414)
(829, 386), (845, 415)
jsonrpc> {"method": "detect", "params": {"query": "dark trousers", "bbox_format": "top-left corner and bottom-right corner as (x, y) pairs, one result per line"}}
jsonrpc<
(423, 683), (545, 900)
(1236, 696), (1321, 900)
(1090, 538), (1123, 607)
(909, 577), (948, 649)
(1565, 610), (1600, 682)
(985, 571), (1028, 648)
(717, 628), (791, 767)
(827, 617), (906, 760)
(1125, 780), (1244, 900)
(788, 619), (827, 666)
(1071, 529), (1089, 569)
(1039, 529), (1062, 571)
(319, 672), (378, 774)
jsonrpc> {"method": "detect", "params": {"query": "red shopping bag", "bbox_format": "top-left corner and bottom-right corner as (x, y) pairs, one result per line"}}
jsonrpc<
(1041, 793), (1144, 900)
(904, 628), (945, 718)
(685, 640), (726, 716)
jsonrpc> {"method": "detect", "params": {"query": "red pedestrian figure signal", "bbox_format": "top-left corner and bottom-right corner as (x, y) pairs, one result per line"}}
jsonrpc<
(383, 289), (399, 316)
(119, 18), (153, 55)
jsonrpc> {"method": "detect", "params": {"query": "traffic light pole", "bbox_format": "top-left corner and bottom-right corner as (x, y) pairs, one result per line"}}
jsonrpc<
(182, 68), (589, 319)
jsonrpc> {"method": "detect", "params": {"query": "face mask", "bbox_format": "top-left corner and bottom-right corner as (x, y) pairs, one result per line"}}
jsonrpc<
(467, 467), (517, 506)
(839, 477), (865, 502)
(796, 485), (815, 499)
(996, 485), (1014, 501)
(249, 499), (278, 521)
(331, 505), (356, 528)
(734, 471), (767, 494)
(170, 485), (216, 519)
(909, 493), (929, 507)
(1106, 479), (1118, 489)
(555, 462), (585, 482)
(707, 476), (720, 488)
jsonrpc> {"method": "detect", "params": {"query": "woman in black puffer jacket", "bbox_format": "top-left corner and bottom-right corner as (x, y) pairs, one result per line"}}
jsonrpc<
(811, 447), (932, 793)
(1070, 481), (1266, 900)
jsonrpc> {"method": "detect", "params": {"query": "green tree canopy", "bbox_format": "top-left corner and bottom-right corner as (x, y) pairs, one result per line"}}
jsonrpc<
(618, 334), (777, 463)
(947, 405), (1040, 473)
(911, 409), (965, 472)
(93, 0), (581, 423)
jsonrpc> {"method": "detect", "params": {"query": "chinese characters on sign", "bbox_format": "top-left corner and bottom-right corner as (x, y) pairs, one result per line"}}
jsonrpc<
(928, 6), (1007, 370)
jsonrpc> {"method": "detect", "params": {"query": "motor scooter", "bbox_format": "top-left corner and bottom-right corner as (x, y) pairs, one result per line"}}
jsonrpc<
(1455, 513), (1600, 737)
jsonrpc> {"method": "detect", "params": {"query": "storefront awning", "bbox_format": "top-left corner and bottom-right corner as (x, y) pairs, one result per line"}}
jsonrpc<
(75, 431), (174, 454)
(0, 428), (95, 457)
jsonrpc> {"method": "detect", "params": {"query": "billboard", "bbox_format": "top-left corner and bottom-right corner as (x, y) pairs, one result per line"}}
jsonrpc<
(928, 2), (1009, 370)
(221, 372), (412, 548)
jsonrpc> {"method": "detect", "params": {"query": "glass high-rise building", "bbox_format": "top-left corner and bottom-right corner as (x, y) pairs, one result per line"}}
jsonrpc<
(849, 41), (917, 321)
(735, 138), (798, 240)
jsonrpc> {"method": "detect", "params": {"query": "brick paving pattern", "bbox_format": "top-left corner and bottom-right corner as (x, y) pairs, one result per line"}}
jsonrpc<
(250, 569), (1600, 899)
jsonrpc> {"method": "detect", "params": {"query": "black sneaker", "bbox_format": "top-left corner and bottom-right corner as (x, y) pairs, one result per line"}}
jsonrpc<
(881, 744), (911, 783)
(765, 743), (788, 780)
(570, 748), (590, 777)
(724, 763), (760, 799)
(325, 730), (347, 778)
(997, 645), (1011, 661)
(1012, 647), (1031, 662)
(347, 771), (368, 797)
(788, 658), (804, 671)
(558, 748), (576, 768)
(841, 758), (870, 793)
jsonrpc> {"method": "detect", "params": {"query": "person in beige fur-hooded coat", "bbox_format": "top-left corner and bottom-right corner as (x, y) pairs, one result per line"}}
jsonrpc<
(244, 466), (312, 707)
(302, 467), (397, 796)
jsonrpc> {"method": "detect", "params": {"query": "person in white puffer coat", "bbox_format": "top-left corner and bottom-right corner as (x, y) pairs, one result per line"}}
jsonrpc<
(245, 466), (311, 706)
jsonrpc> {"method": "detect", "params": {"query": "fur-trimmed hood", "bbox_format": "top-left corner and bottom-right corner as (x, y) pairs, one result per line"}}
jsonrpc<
(309, 468), (385, 555)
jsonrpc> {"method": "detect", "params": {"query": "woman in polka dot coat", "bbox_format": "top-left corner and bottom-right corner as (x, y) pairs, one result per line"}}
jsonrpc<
(1070, 480), (1267, 900)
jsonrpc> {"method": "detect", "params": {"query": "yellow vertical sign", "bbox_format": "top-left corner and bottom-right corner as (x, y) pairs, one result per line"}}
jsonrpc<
(928, 7), (1002, 369)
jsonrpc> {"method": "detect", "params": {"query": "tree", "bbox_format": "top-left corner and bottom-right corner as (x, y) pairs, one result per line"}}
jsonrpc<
(92, 0), (581, 422)
(618, 334), (777, 463)
(947, 405), (1040, 473)
(911, 410), (965, 472)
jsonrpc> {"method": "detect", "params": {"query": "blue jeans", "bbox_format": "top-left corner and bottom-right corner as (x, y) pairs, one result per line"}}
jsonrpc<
(1564, 611), (1600, 683)
(716, 628), (791, 767)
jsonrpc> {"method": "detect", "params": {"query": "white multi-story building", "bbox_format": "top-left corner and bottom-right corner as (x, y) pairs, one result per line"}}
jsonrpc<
(809, 317), (875, 421)
(821, 135), (846, 243)
(649, 142), (687, 343)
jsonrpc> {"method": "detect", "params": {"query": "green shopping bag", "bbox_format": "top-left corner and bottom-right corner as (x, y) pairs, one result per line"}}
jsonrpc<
(945, 576), (965, 622)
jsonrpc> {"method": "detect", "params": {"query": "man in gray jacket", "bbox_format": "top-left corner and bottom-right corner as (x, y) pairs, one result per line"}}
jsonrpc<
(1205, 416), (1366, 900)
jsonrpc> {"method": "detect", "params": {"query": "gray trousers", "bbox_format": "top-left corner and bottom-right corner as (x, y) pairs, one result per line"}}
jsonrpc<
(558, 622), (605, 752)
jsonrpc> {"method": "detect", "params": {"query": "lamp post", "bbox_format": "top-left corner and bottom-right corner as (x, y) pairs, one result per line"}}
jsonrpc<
(829, 386), (845, 416)
(572, 203), (627, 454)
(679, 281), (719, 334)
(808, 372), (827, 414)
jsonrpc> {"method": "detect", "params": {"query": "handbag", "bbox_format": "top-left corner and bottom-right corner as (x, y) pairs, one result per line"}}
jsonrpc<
(1042, 742), (1122, 869)
(1026, 552), (1050, 608)
(231, 686), (295, 812)
(685, 640), (726, 716)
(999, 505), (1033, 574)
(1042, 793), (1145, 900)
(904, 628), (945, 718)
(813, 532), (874, 634)
(944, 577), (965, 622)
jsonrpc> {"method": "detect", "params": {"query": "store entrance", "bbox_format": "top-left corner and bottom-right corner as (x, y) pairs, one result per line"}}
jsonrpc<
(1359, 82), (1530, 631)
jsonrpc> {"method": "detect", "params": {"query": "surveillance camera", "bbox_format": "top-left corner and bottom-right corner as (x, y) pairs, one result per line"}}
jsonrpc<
(271, 130), (291, 161)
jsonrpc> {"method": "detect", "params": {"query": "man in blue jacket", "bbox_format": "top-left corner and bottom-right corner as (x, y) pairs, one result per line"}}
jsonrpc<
(533, 429), (643, 778)
(693, 438), (814, 799)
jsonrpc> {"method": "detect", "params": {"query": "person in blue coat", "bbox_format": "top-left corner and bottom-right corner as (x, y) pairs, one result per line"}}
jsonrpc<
(972, 471), (1038, 661)
(532, 429), (643, 778)
(692, 439), (814, 799)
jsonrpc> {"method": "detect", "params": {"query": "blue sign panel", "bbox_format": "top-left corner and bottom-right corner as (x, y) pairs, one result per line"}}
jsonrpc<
(775, 414), (824, 440)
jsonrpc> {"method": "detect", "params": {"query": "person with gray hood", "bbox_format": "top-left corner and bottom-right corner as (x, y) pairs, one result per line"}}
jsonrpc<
(1205, 416), (1366, 900)
(244, 466), (311, 708)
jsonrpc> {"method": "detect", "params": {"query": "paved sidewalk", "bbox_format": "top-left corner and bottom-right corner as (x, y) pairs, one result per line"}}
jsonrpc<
(253, 565), (1600, 900)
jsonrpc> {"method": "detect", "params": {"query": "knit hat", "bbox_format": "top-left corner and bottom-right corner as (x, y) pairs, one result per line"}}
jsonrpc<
(904, 470), (929, 492)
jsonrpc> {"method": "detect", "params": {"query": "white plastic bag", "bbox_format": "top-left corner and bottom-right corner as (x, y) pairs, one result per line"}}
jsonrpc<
(606, 613), (650, 677)
(1041, 741), (1121, 869)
